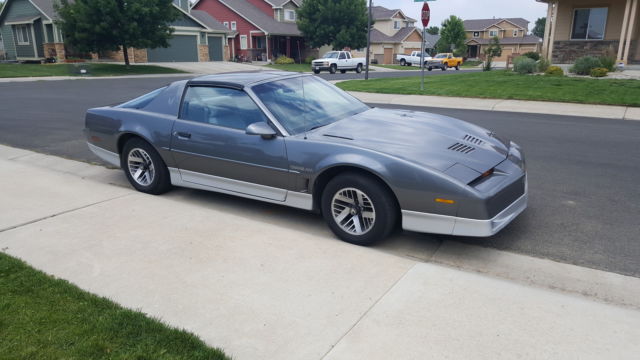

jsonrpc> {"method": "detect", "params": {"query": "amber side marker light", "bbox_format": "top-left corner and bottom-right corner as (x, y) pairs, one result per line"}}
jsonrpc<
(435, 198), (455, 204)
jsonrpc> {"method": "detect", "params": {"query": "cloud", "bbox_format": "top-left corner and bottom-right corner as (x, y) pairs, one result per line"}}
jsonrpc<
(372, 0), (548, 31)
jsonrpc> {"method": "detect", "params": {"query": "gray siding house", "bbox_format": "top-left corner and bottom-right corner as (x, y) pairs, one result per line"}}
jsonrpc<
(0, 0), (232, 62)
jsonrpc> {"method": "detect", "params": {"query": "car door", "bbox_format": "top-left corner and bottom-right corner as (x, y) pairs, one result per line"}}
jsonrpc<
(170, 85), (289, 201)
(338, 52), (347, 69)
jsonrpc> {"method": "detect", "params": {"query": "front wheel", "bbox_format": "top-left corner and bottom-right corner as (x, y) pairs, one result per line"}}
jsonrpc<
(329, 64), (337, 74)
(400, 59), (406, 66)
(321, 173), (397, 246)
(428, 67), (432, 71)
(441, 66), (447, 71)
(313, 69), (321, 74)
(455, 64), (460, 70)
(121, 138), (172, 195)
(355, 63), (363, 73)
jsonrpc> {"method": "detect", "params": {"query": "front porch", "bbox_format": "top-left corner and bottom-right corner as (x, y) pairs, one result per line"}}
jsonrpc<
(231, 33), (310, 63)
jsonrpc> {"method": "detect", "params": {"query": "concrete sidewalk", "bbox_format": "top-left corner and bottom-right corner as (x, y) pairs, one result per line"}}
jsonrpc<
(1, 145), (639, 360)
(348, 91), (640, 121)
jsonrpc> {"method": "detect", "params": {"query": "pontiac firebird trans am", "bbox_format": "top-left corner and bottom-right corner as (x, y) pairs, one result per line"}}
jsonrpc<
(84, 71), (527, 245)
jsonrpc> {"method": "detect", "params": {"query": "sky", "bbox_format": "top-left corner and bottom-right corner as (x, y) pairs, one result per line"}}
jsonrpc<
(373, 0), (548, 33)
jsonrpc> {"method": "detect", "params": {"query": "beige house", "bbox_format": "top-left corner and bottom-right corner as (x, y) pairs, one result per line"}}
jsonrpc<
(464, 18), (542, 61)
(537, 0), (639, 64)
(353, 6), (424, 64)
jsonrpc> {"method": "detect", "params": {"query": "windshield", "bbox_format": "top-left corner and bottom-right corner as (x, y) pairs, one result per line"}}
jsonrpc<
(322, 52), (339, 59)
(252, 76), (369, 135)
(435, 54), (447, 58)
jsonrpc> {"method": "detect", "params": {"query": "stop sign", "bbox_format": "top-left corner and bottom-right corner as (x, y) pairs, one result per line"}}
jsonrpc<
(421, 2), (430, 28)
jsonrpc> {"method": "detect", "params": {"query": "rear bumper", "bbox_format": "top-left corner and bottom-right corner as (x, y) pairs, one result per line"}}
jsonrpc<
(87, 142), (120, 168)
(401, 179), (528, 237)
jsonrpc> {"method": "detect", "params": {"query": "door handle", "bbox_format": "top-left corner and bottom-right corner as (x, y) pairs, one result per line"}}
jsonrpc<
(174, 131), (191, 139)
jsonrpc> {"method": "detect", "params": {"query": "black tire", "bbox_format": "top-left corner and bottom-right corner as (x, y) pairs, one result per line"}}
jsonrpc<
(428, 67), (432, 71)
(340, 69), (347, 74)
(121, 138), (172, 195)
(355, 63), (363, 73)
(441, 66), (447, 71)
(321, 173), (397, 246)
(455, 64), (460, 70)
(329, 64), (337, 74)
(313, 69), (321, 74)
(424, 61), (429, 68)
(400, 59), (406, 66)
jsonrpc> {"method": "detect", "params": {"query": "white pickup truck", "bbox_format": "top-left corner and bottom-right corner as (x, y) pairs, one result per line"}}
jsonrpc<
(311, 51), (366, 74)
(396, 51), (432, 67)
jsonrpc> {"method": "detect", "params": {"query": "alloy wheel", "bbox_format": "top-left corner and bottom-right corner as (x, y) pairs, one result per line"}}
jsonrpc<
(331, 187), (376, 235)
(127, 148), (155, 186)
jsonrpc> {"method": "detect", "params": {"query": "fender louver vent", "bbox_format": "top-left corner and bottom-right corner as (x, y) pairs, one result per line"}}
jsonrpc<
(463, 134), (484, 145)
(448, 143), (476, 154)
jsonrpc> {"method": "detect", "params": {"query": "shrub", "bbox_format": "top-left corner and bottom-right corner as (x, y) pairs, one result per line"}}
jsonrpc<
(304, 55), (315, 64)
(513, 56), (537, 74)
(570, 56), (601, 75)
(537, 58), (550, 73)
(598, 56), (616, 72)
(275, 55), (294, 65)
(545, 66), (564, 76)
(590, 67), (608, 77)
(523, 52), (541, 61)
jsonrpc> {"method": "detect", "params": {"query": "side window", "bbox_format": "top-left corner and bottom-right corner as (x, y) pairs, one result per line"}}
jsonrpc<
(339, 52), (346, 60)
(180, 86), (268, 131)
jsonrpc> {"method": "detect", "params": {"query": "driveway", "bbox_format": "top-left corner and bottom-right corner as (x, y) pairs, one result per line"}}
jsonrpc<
(144, 61), (264, 74)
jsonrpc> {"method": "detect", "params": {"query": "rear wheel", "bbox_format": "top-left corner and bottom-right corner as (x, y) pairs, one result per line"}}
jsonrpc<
(428, 67), (432, 71)
(121, 138), (171, 195)
(355, 63), (363, 73)
(329, 64), (337, 74)
(441, 66), (447, 71)
(321, 173), (397, 246)
(455, 64), (460, 70)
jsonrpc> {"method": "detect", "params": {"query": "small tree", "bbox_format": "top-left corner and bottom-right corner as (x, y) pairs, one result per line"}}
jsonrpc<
(483, 36), (502, 71)
(436, 15), (467, 57)
(426, 26), (439, 35)
(533, 17), (546, 38)
(297, 0), (368, 50)
(55, 0), (179, 67)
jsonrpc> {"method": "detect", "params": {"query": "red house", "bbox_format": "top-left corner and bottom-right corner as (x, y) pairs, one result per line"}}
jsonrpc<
(192, 0), (309, 62)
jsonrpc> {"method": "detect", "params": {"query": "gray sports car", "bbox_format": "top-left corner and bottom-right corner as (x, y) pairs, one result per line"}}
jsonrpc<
(84, 71), (527, 245)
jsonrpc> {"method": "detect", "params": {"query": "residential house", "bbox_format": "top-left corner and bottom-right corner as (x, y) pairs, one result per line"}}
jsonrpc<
(464, 18), (541, 61)
(536, 0), (639, 64)
(192, 0), (312, 62)
(354, 6), (425, 64)
(0, 0), (231, 62)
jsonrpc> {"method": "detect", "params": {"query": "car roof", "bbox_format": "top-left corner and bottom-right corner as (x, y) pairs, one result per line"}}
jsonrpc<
(187, 71), (303, 89)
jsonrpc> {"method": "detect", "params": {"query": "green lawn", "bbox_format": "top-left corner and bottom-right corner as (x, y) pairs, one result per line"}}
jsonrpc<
(0, 63), (186, 78)
(0, 253), (229, 360)
(264, 63), (312, 72)
(336, 70), (640, 106)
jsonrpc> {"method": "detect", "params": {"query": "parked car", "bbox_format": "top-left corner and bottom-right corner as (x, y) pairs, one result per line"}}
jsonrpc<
(427, 53), (464, 71)
(396, 51), (432, 67)
(311, 51), (365, 74)
(84, 71), (527, 245)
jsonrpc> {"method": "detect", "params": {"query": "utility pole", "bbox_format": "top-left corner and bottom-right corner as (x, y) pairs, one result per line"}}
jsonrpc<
(365, 0), (372, 80)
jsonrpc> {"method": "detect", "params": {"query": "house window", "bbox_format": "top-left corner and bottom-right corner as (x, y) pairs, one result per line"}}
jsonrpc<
(571, 8), (608, 40)
(489, 30), (498, 37)
(473, 31), (480, 38)
(231, 21), (237, 31)
(394, 21), (400, 29)
(16, 25), (30, 45)
(513, 30), (519, 37)
(240, 35), (247, 50)
(223, 21), (229, 29)
(285, 10), (296, 21)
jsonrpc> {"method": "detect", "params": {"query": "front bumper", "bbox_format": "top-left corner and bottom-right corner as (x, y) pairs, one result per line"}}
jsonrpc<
(401, 184), (527, 237)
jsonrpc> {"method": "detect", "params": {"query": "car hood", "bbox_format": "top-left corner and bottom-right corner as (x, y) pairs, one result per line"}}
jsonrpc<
(312, 107), (509, 175)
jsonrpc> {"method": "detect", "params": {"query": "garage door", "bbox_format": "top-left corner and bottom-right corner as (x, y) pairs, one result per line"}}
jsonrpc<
(147, 35), (198, 62)
(208, 36), (223, 61)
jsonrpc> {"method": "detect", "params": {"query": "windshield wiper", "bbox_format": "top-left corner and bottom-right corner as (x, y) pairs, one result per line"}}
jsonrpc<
(309, 124), (329, 131)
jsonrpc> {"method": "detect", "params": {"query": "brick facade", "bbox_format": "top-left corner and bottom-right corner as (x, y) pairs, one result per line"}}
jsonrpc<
(551, 40), (619, 63)
(43, 43), (66, 60)
(100, 47), (148, 63)
(198, 44), (210, 61)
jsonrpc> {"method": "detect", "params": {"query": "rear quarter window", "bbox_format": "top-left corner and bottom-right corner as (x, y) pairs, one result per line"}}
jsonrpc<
(119, 87), (167, 109)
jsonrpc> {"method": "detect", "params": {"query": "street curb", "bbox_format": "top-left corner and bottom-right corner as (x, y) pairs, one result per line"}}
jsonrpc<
(2, 143), (639, 309)
(347, 91), (640, 121)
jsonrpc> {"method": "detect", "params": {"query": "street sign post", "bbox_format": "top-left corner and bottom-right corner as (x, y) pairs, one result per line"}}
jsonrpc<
(420, 2), (431, 91)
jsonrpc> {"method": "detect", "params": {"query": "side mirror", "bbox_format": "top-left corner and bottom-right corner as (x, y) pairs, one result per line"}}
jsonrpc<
(246, 122), (277, 139)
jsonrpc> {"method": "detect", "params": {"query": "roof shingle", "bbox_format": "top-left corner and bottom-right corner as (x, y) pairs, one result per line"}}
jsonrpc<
(219, 0), (301, 36)
(463, 18), (529, 31)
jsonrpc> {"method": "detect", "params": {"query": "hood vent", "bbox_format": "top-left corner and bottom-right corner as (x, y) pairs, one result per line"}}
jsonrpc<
(448, 142), (476, 154)
(463, 134), (484, 145)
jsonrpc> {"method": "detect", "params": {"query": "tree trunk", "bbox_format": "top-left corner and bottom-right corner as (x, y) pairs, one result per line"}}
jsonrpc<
(122, 45), (130, 68)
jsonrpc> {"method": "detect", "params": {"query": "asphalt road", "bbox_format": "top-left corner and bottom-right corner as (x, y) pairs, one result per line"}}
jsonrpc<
(1, 77), (638, 278)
